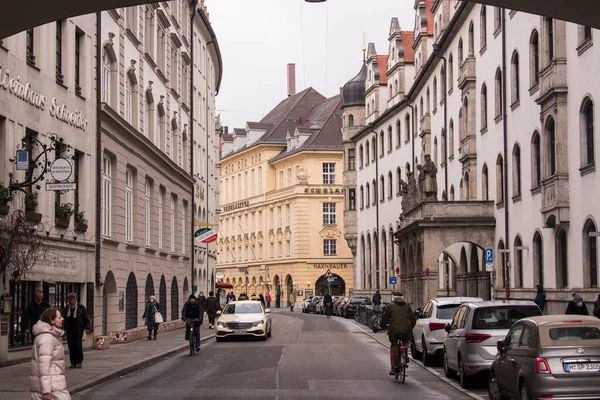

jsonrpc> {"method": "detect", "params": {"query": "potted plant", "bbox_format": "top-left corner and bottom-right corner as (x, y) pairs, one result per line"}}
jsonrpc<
(55, 203), (74, 229)
(24, 191), (42, 223)
(0, 183), (11, 215)
(74, 209), (88, 233)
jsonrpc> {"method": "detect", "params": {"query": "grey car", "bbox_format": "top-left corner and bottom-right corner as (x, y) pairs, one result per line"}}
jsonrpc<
(443, 300), (542, 388)
(489, 315), (600, 400)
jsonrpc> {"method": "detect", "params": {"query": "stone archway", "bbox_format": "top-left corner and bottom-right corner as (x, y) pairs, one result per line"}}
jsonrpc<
(285, 274), (293, 306)
(144, 273), (155, 302)
(170, 277), (179, 321)
(125, 272), (138, 330)
(315, 274), (346, 296)
(102, 270), (118, 335)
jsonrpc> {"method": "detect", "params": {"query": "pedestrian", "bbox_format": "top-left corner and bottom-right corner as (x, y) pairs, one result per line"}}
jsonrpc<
(238, 292), (248, 300)
(265, 292), (272, 308)
(142, 295), (161, 341)
(205, 291), (218, 329)
(23, 289), (49, 338)
(276, 291), (281, 308)
(373, 289), (382, 306)
(30, 307), (71, 400)
(566, 294), (590, 315)
(181, 294), (203, 352)
(289, 291), (296, 312)
(593, 294), (600, 319)
(259, 293), (266, 308)
(231, 291), (237, 302)
(62, 293), (90, 369)
(534, 284), (546, 313)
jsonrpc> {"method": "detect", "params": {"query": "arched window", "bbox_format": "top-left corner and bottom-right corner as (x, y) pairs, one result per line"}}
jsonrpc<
(365, 183), (370, 207)
(449, 119), (455, 158)
(360, 235), (366, 287)
(511, 51), (520, 104)
(102, 154), (112, 237)
(482, 163), (489, 201)
(396, 167), (402, 195)
(440, 64), (447, 95)
(396, 120), (401, 147)
(513, 143), (522, 197)
(405, 114), (410, 143)
(450, 185), (455, 201)
(545, 18), (554, 62)
(530, 30), (540, 86)
(448, 53), (454, 91)
(531, 131), (541, 187)
(380, 175), (385, 202)
(372, 179), (377, 205)
(360, 186), (364, 209)
(387, 126), (393, 152)
(533, 231), (544, 287)
(395, 79), (399, 94)
(125, 77), (133, 124)
(419, 97), (424, 118)
(458, 38), (464, 65)
(380, 131), (385, 156)
(359, 144), (364, 168)
(367, 103), (371, 115)
(441, 128), (447, 160)
(433, 77), (438, 109)
(581, 97), (595, 167)
(480, 6), (487, 51)
(371, 137), (376, 161)
(556, 227), (568, 288)
(496, 154), (504, 204)
(462, 98), (469, 141)
(514, 235), (523, 288)
(388, 171), (393, 198)
(468, 22), (475, 56)
(426, 88), (431, 115)
(434, 136), (438, 166)
(498, 239), (506, 288)
(365, 141), (370, 165)
(463, 172), (470, 200)
(481, 83), (488, 130)
(546, 117), (557, 176)
(495, 68), (503, 118)
(494, 7), (501, 32)
(584, 220), (598, 288)
(102, 50), (111, 104)
(348, 114), (354, 127)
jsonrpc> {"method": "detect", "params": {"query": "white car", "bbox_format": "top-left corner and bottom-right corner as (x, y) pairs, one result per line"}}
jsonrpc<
(412, 297), (483, 366)
(215, 300), (272, 342)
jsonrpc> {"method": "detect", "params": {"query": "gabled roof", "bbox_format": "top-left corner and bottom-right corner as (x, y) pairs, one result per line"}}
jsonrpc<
(247, 122), (273, 130)
(222, 133), (234, 142)
(233, 128), (247, 136)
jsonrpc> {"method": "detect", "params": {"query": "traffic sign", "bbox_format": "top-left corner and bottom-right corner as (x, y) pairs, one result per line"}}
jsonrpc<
(425, 267), (430, 278)
(327, 277), (335, 282)
(324, 269), (333, 278)
(395, 267), (400, 274)
(389, 276), (397, 285)
(486, 248), (494, 263)
(486, 262), (494, 272)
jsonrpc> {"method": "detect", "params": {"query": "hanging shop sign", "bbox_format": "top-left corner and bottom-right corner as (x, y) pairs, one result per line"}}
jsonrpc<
(49, 158), (73, 182)
(304, 187), (342, 194)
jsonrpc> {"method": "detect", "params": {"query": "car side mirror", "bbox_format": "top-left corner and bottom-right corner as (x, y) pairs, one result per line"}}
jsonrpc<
(216, 311), (222, 316)
(497, 340), (505, 351)
(265, 309), (271, 314)
(444, 324), (451, 333)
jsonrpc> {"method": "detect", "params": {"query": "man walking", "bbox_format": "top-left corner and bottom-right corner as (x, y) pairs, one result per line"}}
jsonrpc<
(63, 293), (91, 369)
(534, 285), (546, 313)
(373, 289), (382, 307)
(205, 291), (218, 329)
(23, 289), (49, 338)
(594, 294), (600, 319)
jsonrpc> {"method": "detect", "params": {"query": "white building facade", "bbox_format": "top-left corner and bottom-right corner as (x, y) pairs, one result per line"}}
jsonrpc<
(346, 0), (599, 313)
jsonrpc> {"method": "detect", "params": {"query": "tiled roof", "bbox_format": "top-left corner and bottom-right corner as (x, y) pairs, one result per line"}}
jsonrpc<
(377, 55), (389, 84)
(222, 133), (234, 142)
(402, 31), (415, 63)
(247, 122), (273, 130)
(425, 0), (435, 35)
(233, 128), (247, 136)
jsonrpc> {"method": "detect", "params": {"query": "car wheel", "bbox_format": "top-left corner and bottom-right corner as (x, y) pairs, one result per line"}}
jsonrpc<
(421, 338), (431, 366)
(488, 371), (509, 400)
(519, 381), (531, 400)
(267, 325), (272, 338)
(458, 357), (470, 389)
(443, 350), (456, 378)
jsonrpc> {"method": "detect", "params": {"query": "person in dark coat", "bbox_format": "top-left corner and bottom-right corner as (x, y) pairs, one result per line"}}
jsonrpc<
(372, 289), (382, 306)
(142, 295), (161, 340)
(23, 289), (49, 338)
(380, 292), (417, 375)
(259, 293), (266, 308)
(63, 293), (91, 369)
(566, 295), (590, 315)
(534, 285), (546, 313)
(275, 291), (281, 308)
(197, 291), (207, 310)
(205, 291), (218, 329)
(181, 294), (203, 351)
(593, 294), (600, 319)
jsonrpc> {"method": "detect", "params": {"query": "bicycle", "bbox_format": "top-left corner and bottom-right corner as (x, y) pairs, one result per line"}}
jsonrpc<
(325, 303), (333, 318)
(392, 333), (410, 383)
(186, 318), (199, 356)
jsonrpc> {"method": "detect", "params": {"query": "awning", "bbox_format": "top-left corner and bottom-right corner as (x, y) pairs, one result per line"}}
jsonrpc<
(216, 282), (233, 289)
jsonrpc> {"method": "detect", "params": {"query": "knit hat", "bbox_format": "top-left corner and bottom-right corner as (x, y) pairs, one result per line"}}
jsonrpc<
(189, 294), (197, 300)
(573, 295), (583, 304)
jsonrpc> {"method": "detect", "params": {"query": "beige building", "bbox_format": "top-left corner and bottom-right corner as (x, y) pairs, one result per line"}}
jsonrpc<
(217, 82), (354, 305)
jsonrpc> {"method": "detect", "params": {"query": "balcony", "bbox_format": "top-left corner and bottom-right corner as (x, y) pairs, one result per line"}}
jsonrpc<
(419, 114), (431, 137)
(540, 174), (570, 226)
(458, 57), (476, 89)
(536, 59), (568, 105)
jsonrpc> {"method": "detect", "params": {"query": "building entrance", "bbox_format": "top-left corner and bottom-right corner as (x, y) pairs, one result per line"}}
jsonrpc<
(315, 274), (346, 296)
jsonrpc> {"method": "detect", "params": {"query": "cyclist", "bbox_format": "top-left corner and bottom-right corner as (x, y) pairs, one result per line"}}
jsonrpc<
(181, 294), (203, 352)
(323, 291), (333, 317)
(380, 291), (416, 375)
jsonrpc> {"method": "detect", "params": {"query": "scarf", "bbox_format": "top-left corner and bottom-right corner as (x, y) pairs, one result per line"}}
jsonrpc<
(67, 303), (78, 318)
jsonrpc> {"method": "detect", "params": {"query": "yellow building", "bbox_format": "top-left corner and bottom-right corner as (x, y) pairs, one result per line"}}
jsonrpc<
(216, 88), (354, 305)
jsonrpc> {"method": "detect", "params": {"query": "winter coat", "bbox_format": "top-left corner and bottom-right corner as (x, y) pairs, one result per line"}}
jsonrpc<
(181, 301), (203, 323)
(198, 296), (207, 310)
(23, 301), (50, 331)
(380, 297), (417, 338)
(265, 293), (272, 302)
(566, 300), (590, 316)
(62, 303), (90, 334)
(142, 301), (161, 324)
(594, 299), (600, 319)
(205, 296), (218, 318)
(534, 291), (546, 313)
(29, 321), (71, 400)
(372, 292), (382, 306)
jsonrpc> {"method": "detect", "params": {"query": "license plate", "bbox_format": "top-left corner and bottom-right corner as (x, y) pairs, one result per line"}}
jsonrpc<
(565, 363), (600, 372)
(232, 329), (247, 334)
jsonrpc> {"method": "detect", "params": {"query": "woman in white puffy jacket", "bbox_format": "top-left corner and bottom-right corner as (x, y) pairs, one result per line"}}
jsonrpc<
(30, 307), (71, 400)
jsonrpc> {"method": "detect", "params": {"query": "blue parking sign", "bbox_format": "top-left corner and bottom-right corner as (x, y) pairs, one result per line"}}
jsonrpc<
(485, 248), (494, 263)
(389, 276), (397, 285)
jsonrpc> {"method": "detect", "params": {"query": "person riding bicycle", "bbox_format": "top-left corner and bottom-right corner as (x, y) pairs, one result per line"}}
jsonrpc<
(323, 292), (333, 316)
(181, 294), (203, 352)
(380, 291), (416, 375)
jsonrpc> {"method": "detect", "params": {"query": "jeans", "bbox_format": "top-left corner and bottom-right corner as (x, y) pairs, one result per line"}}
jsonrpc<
(389, 336), (410, 368)
(186, 321), (201, 348)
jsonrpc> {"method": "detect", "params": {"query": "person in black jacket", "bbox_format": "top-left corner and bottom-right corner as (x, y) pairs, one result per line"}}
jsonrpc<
(593, 294), (600, 319)
(534, 285), (546, 313)
(63, 293), (91, 369)
(373, 289), (382, 306)
(181, 294), (203, 351)
(566, 295), (590, 316)
(23, 290), (49, 338)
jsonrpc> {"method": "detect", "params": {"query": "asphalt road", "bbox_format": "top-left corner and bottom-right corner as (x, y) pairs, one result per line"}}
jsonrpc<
(76, 311), (477, 399)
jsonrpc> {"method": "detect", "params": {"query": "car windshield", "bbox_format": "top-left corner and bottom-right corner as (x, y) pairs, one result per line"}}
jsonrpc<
(223, 303), (263, 314)
(350, 297), (371, 304)
(472, 306), (541, 330)
(436, 304), (460, 320)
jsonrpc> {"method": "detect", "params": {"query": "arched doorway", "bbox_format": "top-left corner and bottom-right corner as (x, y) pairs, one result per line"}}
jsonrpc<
(144, 273), (155, 301)
(170, 277), (179, 321)
(159, 275), (167, 321)
(125, 272), (138, 330)
(273, 275), (281, 307)
(183, 277), (189, 297)
(102, 271), (117, 335)
(315, 274), (346, 296)
(285, 275), (293, 305)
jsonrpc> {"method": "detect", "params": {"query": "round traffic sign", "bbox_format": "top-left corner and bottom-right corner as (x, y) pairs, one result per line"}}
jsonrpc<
(395, 267), (400, 274)
(425, 267), (430, 277)
(50, 158), (72, 182)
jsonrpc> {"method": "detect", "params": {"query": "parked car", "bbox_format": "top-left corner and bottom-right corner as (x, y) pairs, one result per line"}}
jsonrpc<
(412, 297), (483, 366)
(316, 297), (326, 314)
(215, 300), (272, 342)
(343, 296), (372, 318)
(443, 300), (542, 388)
(302, 296), (314, 313)
(488, 315), (600, 400)
(307, 296), (322, 314)
(334, 296), (349, 316)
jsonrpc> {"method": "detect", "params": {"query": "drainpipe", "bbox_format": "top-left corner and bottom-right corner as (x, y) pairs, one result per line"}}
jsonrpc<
(501, 7), (510, 300)
(432, 44), (449, 199)
(373, 131), (380, 292)
(95, 12), (102, 287)
(190, 0), (198, 294)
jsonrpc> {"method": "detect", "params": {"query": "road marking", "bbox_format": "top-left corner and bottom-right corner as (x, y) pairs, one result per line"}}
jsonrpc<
(275, 346), (285, 390)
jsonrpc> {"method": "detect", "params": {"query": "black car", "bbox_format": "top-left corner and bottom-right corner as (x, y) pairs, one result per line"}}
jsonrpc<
(343, 296), (371, 318)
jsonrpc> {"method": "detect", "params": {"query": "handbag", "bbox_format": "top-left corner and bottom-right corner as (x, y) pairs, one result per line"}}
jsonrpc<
(153, 306), (164, 324)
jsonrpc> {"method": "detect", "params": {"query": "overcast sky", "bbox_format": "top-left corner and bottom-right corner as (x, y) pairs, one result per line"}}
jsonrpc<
(206, 0), (415, 131)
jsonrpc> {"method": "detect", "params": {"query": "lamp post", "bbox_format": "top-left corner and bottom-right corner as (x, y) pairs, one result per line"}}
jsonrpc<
(432, 43), (448, 199)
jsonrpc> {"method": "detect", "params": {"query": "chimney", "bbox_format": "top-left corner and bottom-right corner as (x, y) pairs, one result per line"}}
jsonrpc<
(287, 63), (296, 97)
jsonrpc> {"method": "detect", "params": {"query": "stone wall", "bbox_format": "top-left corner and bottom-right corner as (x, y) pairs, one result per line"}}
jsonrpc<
(108, 320), (185, 344)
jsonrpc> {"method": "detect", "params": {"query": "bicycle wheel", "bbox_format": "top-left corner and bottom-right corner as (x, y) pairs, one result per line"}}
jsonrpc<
(400, 364), (406, 383)
(400, 351), (407, 383)
(189, 333), (195, 356)
(394, 346), (400, 380)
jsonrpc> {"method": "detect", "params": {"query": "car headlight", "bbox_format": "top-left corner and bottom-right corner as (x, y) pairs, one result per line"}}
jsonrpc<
(253, 320), (264, 327)
(216, 321), (227, 328)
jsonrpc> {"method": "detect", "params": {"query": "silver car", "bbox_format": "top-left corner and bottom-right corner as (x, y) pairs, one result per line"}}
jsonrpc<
(412, 297), (483, 366)
(443, 300), (542, 388)
(489, 315), (600, 400)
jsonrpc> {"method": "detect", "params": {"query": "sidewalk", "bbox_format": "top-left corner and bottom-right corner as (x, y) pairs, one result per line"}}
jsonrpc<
(0, 325), (215, 400)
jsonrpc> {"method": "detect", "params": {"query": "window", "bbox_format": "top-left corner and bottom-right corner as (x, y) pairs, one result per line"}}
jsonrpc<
(448, 54), (454, 92)
(366, 183), (370, 207)
(371, 138), (376, 161)
(388, 172), (393, 198)
(482, 164), (489, 201)
(348, 188), (356, 210)
(286, 205), (290, 226)
(433, 78), (438, 109)
(458, 39), (464, 66)
(270, 243), (274, 258)
(279, 170), (284, 189)
(145, 7), (155, 57)
(498, 240), (506, 288)
(278, 206), (282, 228)
(450, 185), (455, 201)
(158, 189), (164, 250)
(496, 155), (504, 204)
(449, 119), (455, 158)
(514, 236), (523, 288)
(126, 7), (138, 35)
(125, 169), (133, 242)
(545, 18), (554, 62)
(270, 208), (274, 229)
(26, 28), (35, 66)
(359, 186), (364, 209)
(288, 168), (292, 186)
(348, 148), (356, 170)
(440, 65), (446, 97)
(581, 97), (595, 167)
(531, 131), (541, 188)
(245, 171), (249, 197)
(584, 220), (598, 288)
(546, 117), (557, 176)
(102, 155), (112, 237)
(387, 127), (392, 152)
(480, 6), (487, 51)
(286, 240), (291, 257)
(494, 7), (501, 33)
(75, 29), (83, 95)
(584, 26), (593, 42)
(170, 195), (175, 252)
(434, 137), (438, 166)
(145, 178), (151, 246)
(157, 25), (166, 71)
(323, 163), (335, 184)
(323, 203), (336, 225)
(495, 68), (503, 118)
(359, 145), (364, 168)
(511, 51), (520, 104)
(258, 211), (262, 231)
(513, 144), (521, 197)
(533, 232), (544, 287)
(125, 77), (133, 124)
(556, 228), (568, 288)
(405, 114), (410, 142)
(55, 22), (63, 84)
(365, 141), (370, 164)
(380, 131), (385, 156)
(380, 176), (385, 202)
(530, 30), (540, 87)
(348, 114), (354, 127)
(396, 120), (401, 146)
(372, 179), (377, 205)
(258, 167), (263, 193)
(481, 84), (488, 130)
(324, 239), (337, 256)
(396, 167), (402, 195)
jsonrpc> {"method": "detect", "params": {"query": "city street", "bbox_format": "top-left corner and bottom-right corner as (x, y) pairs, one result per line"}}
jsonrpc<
(74, 310), (478, 399)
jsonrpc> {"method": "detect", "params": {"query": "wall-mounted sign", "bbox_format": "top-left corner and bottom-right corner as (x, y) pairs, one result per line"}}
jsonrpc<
(16, 150), (29, 170)
(46, 182), (76, 191)
(307, 263), (351, 269)
(304, 188), (342, 194)
(222, 200), (249, 212)
(49, 158), (73, 182)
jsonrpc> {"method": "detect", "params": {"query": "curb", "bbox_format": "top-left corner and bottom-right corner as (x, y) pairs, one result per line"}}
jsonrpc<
(69, 333), (216, 395)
